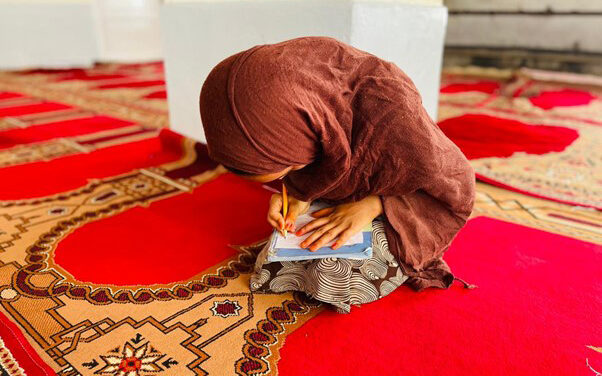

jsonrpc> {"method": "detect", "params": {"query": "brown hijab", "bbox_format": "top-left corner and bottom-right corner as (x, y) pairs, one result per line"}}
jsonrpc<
(200, 37), (475, 290)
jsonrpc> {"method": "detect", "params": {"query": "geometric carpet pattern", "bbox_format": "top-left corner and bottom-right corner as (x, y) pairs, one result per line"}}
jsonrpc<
(0, 64), (600, 375)
(440, 67), (602, 209)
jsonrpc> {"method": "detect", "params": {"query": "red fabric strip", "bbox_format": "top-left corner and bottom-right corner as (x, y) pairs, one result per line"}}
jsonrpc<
(0, 116), (134, 149)
(0, 136), (181, 200)
(0, 92), (24, 100)
(55, 73), (128, 82)
(95, 80), (165, 89)
(475, 174), (601, 210)
(0, 311), (56, 375)
(547, 213), (602, 228)
(440, 81), (501, 94)
(77, 127), (154, 145)
(143, 90), (167, 99)
(0, 102), (71, 117)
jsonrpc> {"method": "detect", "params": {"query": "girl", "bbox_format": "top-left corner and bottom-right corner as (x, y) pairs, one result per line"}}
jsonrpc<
(200, 37), (475, 311)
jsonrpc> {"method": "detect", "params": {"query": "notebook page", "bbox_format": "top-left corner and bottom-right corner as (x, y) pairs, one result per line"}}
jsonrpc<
(274, 210), (363, 249)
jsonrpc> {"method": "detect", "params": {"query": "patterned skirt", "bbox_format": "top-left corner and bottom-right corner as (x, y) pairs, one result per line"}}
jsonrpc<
(250, 220), (408, 313)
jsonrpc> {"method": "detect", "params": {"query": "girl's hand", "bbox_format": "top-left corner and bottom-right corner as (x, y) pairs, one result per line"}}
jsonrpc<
(267, 193), (311, 233)
(297, 195), (383, 251)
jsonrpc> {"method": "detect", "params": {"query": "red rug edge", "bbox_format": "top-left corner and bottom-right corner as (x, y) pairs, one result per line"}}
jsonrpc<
(475, 173), (601, 210)
(0, 310), (56, 375)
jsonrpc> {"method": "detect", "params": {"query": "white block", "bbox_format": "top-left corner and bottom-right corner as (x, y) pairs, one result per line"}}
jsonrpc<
(0, 1), (97, 70)
(161, 1), (447, 143)
(351, 3), (447, 130)
(92, 0), (163, 62)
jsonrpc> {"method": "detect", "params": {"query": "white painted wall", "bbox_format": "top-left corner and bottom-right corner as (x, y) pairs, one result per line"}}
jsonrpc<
(0, 0), (164, 69)
(445, 0), (602, 12)
(445, 0), (602, 53)
(161, 1), (448, 142)
(92, 0), (163, 62)
(447, 15), (602, 53)
(0, 1), (97, 69)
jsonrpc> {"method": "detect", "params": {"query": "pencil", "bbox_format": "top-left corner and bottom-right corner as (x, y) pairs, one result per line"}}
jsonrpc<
(282, 183), (288, 238)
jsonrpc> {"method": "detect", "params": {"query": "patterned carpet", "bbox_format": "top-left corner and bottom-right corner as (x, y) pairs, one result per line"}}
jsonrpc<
(0, 63), (600, 375)
(440, 67), (602, 209)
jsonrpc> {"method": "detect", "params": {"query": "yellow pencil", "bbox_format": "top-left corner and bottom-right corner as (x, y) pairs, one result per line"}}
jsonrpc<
(282, 183), (288, 238)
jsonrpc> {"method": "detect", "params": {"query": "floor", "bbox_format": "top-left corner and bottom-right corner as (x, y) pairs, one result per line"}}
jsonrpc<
(0, 62), (600, 376)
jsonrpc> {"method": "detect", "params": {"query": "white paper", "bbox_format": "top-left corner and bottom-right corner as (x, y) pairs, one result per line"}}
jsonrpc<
(274, 207), (363, 249)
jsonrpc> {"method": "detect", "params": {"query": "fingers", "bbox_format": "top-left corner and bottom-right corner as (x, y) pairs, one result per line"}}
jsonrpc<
(310, 207), (334, 218)
(267, 215), (285, 232)
(284, 202), (303, 232)
(332, 228), (355, 250)
(300, 222), (337, 250)
(284, 200), (307, 231)
(267, 194), (284, 231)
(284, 216), (295, 231)
(296, 217), (330, 236)
(306, 224), (345, 251)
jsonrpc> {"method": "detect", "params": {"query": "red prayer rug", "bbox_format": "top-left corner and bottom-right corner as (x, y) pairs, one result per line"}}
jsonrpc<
(0, 64), (600, 375)
(0, 62), (168, 129)
(439, 67), (602, 209)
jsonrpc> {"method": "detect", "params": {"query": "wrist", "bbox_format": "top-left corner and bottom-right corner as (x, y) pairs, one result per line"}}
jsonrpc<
(365, 195), (383, 218)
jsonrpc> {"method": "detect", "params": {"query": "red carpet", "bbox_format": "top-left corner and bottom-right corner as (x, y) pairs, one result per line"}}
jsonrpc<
(54, 173), (273, 286)
(0, 64), (600, 376)
(0, 115), (134, 149)
(0, 136), (180, 199)
(440, 80), (501, 94)
(439, 113), (579, 159)
(529, 88), (597, 110)
(0, 102), (71, 117)
(278, 217), (602, 375)
(439, 69), (602, 209)
(0, 92), (23, 100)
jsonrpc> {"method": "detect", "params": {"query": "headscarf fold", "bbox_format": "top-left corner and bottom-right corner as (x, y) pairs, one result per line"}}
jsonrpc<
(200, 37), (475, 290)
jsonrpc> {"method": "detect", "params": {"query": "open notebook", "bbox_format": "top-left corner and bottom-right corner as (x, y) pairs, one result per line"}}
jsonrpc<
(267, 202), (373, 262)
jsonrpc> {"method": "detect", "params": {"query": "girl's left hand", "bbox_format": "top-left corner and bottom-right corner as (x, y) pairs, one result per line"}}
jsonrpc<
(297, 195), (383, 251)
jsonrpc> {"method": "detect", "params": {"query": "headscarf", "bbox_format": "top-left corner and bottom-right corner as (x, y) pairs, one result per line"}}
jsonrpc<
(200, 37), (475, 290)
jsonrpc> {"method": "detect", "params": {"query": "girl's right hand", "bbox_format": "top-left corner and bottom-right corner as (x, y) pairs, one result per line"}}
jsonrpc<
(267, 193), (310, 233)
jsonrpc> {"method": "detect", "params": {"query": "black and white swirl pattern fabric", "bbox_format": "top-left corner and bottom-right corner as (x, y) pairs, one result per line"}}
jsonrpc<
(250, 219), (408, 313)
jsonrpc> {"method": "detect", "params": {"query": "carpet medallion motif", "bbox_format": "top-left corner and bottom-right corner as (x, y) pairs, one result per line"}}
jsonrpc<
(0, 132), (323, 375)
